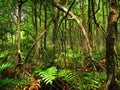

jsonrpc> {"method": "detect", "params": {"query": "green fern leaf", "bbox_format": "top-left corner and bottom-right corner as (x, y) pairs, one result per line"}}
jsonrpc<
(58, 69), (75, 82)
(35, 66), (57, 85)
(0, 63), (12, 72)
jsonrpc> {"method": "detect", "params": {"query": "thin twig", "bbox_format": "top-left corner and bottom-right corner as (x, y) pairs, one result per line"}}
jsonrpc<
(91, 0), (107, 37)
(57, 0), (76, 30)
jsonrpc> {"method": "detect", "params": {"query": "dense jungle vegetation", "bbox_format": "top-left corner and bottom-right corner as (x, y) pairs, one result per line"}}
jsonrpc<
(0, 0), (120, 90)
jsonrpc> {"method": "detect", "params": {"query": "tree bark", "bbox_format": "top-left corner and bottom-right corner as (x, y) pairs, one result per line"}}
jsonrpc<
(33, 0), (39, 60)
(17, 1), (22, 70)
(52, 0), (60, 63)
(88, 0), (93, 49)
(105, 0), (119, 90)
(43, 1), (47, 60)
(17, 3), (21, 56)
(17, 0), (27, 71)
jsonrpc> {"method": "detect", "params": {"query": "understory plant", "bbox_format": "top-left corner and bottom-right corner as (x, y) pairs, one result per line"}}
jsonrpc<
(82, 71), (106, 90)
(0, 62), (19, 89)
(34, 66), (76, 85)
(34, 65), (106, 90)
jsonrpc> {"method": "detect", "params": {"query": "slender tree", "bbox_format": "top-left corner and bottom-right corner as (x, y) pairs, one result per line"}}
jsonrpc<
(88, 0), (93, 49)
(17, 0), (27, 69)
(52, 0), (60, 63)
(105, 0), (119, 90)
(53, 0), (93, 59)
(33, 0), (39, 59)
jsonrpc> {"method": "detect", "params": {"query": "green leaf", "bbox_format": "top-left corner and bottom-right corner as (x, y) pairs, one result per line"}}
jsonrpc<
(0, 1), (3, 7)
(58, 69), (75, 81)
(35, 66), (57, 85)
(0, 63), (12, 72)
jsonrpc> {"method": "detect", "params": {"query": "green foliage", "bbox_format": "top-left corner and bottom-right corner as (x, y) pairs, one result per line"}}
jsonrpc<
(34, 66), (106, 90)
(58, 69), (75, 82)
(0, 62), (19, 89)
(0, 78), (19, 89)
(35, 66), (76, 85)
(93, 48), (105, 60)
(0, 0), (3, 7)
(15, 73), (32, 89)
(35, 66), (57, 85)
(116, 68), (120, 86)
(117, 45), (120, 56)
(117, 80), (120, 87)
(82, 72), (106, 90)
(0, 62), (12, 71)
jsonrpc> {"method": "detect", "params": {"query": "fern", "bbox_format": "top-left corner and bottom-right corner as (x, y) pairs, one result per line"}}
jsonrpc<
(0, 62), (18, 89)
(35, 66), (57, 85)
(35, 67), (77, 87)
(0, 78), (19, 88)
(83, 72), (106, 90)
(58, 69), (75, 82)
(0, 63), (12, 72)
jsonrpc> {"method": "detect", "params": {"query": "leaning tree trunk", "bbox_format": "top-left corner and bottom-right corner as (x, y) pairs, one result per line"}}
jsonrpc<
(105, 0), (119, 90)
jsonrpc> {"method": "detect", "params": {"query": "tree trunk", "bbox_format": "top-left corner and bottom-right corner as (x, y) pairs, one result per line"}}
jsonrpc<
(43, 1), (47, 60)
(17, 0), (27, 71)
(105, 0), (119, 90)
(17, 1), (22, 69)
(53, 1), (93, 58)
(88, 0), (93, 49)
(52, 0), (60, 63)
(33, 0), (39, 60)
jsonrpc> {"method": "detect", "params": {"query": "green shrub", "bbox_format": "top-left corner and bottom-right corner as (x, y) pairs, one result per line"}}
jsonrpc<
(0, 78), (19, 90)
(35, 66), (76, 85)
(35, 66), (57, 85)
(82, 72), (106, 90)
(0, 62), (19, 89)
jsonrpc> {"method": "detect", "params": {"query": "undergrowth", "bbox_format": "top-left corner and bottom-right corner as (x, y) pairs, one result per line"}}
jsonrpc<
(0, 62), (19, 90)
(34, 66), (106, 90)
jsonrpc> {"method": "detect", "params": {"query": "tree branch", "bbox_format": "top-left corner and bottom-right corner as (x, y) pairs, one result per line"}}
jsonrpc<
(91, 0), (107, 37)
(94, 0), (100, 14)
(18, 0), (28, 6)
(24, 19), (53, 62)
(57, 0), (75, 30)
(53, 1), (93, 57)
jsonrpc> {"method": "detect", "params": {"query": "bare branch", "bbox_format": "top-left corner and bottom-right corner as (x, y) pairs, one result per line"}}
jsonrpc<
(91, 0), (107, 37)
(58, 0), (76, 30)
(53, 1), (93, 57)
(24, 19), (53, 62)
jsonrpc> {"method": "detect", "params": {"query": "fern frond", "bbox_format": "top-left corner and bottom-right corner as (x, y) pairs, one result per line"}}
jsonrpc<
(35, 66), (57, 85)
(0, 63), (12, 71)
(58, 69), (75, 82)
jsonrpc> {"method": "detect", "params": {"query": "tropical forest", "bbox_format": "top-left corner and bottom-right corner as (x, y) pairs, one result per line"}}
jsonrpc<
(0, 0), (120, 90)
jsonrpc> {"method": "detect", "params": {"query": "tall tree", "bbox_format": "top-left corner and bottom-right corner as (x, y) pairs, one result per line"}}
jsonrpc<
(33, 0), (39, 59)
(105, 0), (119, 90)
(52, 0), (60, 63)
(43, 1), (47, 60)
(17, 0), (27, 69)
(53, 0), (93, 59)
(88, 0), (93, 48)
